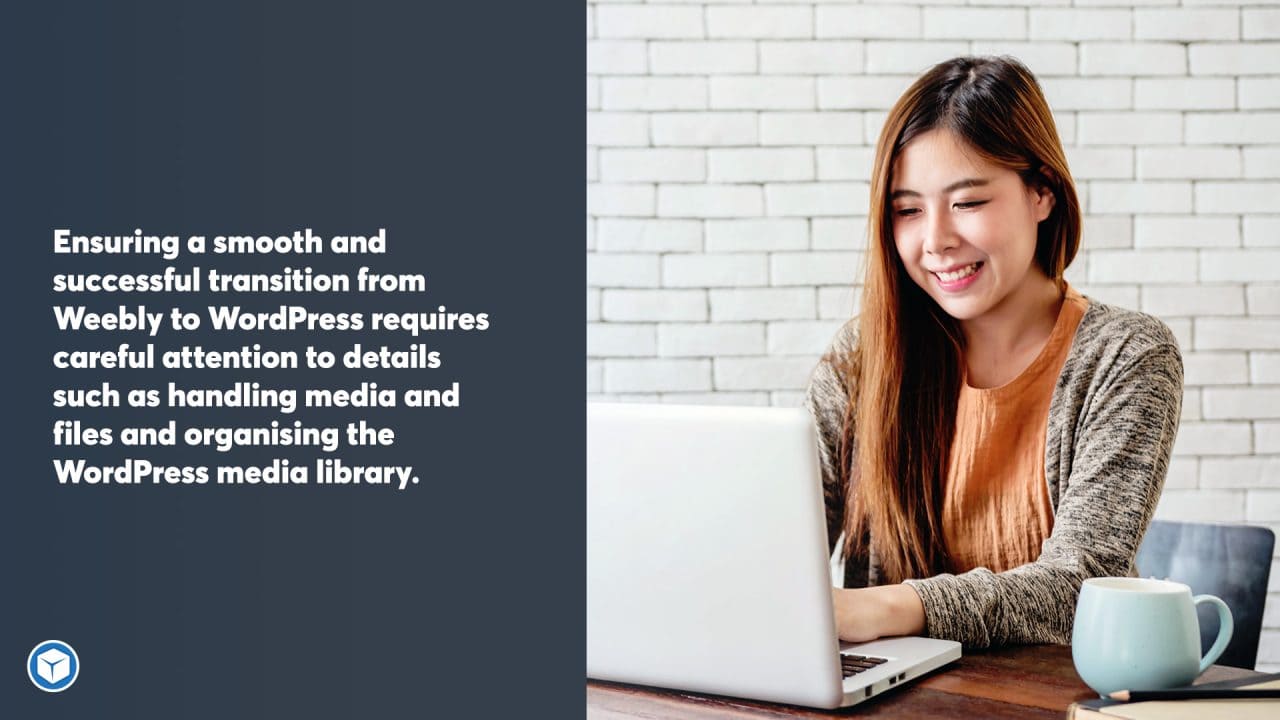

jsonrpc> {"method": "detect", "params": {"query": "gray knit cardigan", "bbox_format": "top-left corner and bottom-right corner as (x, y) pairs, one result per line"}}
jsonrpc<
(804, 299), (1184, 649)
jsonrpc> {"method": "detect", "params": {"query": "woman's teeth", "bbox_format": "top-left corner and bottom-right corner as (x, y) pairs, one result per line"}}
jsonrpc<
(936, 263), (980, 282)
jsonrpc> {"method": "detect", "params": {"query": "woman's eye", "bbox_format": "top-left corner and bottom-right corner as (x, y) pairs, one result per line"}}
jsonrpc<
(955, 201), (986, 209)
(895, 208), (919, 217)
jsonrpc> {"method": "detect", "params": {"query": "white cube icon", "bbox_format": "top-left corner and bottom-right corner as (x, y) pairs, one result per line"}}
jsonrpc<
(37, 648), (70, 684)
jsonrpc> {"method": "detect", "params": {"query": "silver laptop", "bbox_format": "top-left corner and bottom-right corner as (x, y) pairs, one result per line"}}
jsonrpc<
(587, 402), (961, 709)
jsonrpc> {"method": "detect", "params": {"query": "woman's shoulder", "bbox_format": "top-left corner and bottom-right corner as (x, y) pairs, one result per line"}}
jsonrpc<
(1067, 296), (1183, 379)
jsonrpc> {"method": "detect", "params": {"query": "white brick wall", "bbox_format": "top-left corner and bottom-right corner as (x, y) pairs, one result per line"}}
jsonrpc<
(586, 0), (1280, 671)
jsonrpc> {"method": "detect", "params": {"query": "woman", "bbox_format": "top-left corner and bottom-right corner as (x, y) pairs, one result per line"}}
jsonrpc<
(806, 56), (1183, 649)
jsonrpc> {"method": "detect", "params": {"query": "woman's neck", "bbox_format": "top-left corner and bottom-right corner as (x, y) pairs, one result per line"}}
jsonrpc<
(960, 273), (1064, 389)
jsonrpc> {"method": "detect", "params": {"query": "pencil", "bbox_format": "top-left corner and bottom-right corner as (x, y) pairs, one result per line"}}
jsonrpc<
(1108, 688), (1280, 702)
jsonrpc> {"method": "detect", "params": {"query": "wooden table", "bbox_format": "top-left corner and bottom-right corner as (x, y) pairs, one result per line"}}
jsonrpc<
(587, 644), (1263, 719)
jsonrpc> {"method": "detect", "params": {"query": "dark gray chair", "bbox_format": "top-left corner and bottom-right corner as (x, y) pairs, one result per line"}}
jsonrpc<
(1134, 520), (1275, 669)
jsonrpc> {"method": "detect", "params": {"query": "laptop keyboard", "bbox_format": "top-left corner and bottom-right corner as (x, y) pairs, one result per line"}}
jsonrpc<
(840, 653), (889, 678)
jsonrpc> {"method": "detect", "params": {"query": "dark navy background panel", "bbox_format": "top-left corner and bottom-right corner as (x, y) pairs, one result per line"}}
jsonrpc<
(1, 1), (583, 717)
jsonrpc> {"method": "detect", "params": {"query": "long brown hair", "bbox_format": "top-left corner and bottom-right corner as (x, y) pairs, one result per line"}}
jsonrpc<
(833, 56), (1081, 582)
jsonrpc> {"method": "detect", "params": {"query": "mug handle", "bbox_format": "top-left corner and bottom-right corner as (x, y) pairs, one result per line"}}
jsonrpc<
(1194, 594), (1234, 673)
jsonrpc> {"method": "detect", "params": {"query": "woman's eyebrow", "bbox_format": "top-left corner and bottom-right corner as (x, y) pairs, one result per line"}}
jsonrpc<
(890, 177), (992, 200)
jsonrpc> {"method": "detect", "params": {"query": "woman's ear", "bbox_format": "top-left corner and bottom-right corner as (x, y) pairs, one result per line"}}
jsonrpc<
(1031, 166), (1057, 222)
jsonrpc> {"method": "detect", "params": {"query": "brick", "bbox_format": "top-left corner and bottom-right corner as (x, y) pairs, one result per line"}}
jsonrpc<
(588, 288), (601, 322)
(1197, 318), (1280, 350)
(1153, 490), (1245, 522)
(1134, 78), (1235, 110)
(710, 77), (815, 110)
(652, 112), (756, 146)
(707, 6), (812, 39)
(1055, 113), (1076, 145)
(1134, 216), (1240, 249)
(766, 182), (868, 217)
(588, 253), (661, 288)
(1204, 388), (1280, 419)
(1143, 285), (1245, 317)
(1245, 148), (1280, 179)
(602, 77), (707, 110)
(1066, 147), (1133, 180)
(1080, 43), (1186, 76)
(818, 285), (863, 319)
(767, 320), (846, 356)
(588, 147), (598, 183)
(771, 251), (863, 286)
(969, 42), (1077, 76)
(587, 218), (596, 251)
(588, 113), (648, 147)
(710, 288), (815, 322)
(588, 76), (599, 110)
(1076, 284), (1139, 309)
(817, 148), (876, 182)
(587, 41), (647, 75)
(1257, 353), (1280, 383)
(923, 8), (1026, 40)
(1202, 250), (1280, 282)
(1077, 113), (1181, 146)
(1089, 182), (1192, 214)
(1257, 423), (1280, 453)
(813, 218), (869, 251)
(760, 42), (863, 75)
(1191, 43), (1280, 75)
(1030, 9), (1131, 40)
(588, 361), (602, 394)
(1181, 387), (1202, 421)
(1187, 112), (1280, 145)
(1240, 78), (1280, 110)
(661, 393), (771, 408)
(597, 218), (702, 253)
(1082, 216), (1132, 249)
(1088, 250), (1197, 283)
(658, 184), (763, 218)
(587, 323), (657, 357)
(1172, 421), (1253, 455)
(1137, 148), (1241, 180)
(600, 149), (705, 183)
(595, 6), (703, 39)
(658, 322), (765, 357)
(816, 5), (921, 40)
(1065, 255), (1089, 289)
(662, 253), (768, 287)
(1197, 183), (1280, 214)
(602, 289), (706, 322)
(1135, 9), (1239, 41)
(706, 219), (808, 252)
(587, 5), (594, 39)
(760, 112), (863, 145)
(817, 75), (915, 111)
(1244, 9), (1280, 40)
(714, 357), (816, 391)
(588, 183), (656, 217)
(605, 358), (712, 393)
(1201, 457), (1280, 489)
(1251, 490), (1280, 522)
(649, 41), (756, 75)
(1042, 78), (1131, 111)
(1249, 285), (1280, 315)
(1245, 218), (1280, 247)
(1163, 457), (1198, 490)
(709, 148), (813, 183)
(865, 42), (970, 75)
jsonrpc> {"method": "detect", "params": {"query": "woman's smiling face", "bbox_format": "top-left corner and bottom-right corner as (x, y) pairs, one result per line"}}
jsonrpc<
(889, 128), (1055, 325)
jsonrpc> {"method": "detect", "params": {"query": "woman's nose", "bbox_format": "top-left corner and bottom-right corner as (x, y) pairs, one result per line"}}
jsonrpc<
(922, 210), (959, 255)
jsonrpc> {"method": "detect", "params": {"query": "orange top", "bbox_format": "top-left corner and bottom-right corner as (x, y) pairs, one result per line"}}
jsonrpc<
(942, 285), (1088, 574)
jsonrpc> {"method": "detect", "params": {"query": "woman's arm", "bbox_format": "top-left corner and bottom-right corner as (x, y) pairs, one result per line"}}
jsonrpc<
(902, 331), (1183, 648)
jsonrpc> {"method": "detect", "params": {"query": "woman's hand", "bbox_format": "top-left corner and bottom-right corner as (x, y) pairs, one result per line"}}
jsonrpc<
(831, 584), (927, 643)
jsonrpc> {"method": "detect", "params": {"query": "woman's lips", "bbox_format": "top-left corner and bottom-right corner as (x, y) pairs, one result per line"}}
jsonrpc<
(932, 261), (983, 291)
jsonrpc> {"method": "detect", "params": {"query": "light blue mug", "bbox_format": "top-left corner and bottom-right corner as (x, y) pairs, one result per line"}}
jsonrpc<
(1072, 577), (1233, 697)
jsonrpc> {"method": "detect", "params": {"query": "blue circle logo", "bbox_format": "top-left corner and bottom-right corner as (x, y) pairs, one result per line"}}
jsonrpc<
(27, 640), (79, 692)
